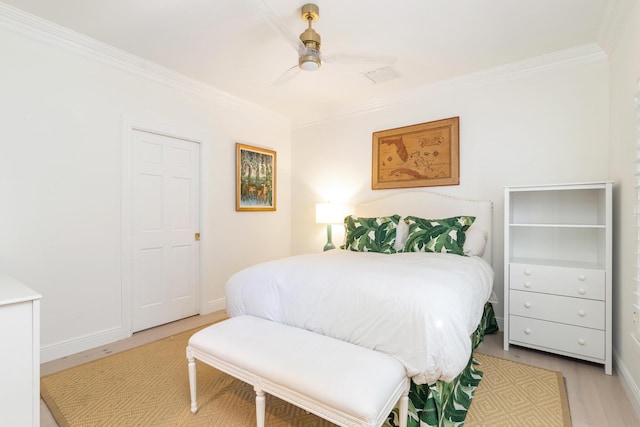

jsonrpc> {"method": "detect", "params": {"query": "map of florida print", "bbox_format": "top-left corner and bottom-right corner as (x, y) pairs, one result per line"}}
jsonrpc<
(377, 127), (452, 182)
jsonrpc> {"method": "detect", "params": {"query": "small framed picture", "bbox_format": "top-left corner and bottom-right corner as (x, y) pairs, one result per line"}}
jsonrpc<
(236, 143), (276, 211)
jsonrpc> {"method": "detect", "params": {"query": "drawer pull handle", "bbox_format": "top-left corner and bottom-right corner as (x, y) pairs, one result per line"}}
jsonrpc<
(578, 310), (586, 317)
(524, 269), (531, 276)
(578, 288), (586, 295)
(524, 302), (532, 308)
(578, 338), (586, 345)
(524, 328), (532, 335)
(578, 275), (586, 281)
(524, 282), (532, 288)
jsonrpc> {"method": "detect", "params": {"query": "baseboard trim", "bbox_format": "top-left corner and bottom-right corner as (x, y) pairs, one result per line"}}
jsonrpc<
(204, 297), (226, 314)
(614, 348), (640, 420)
(41, 326), (129, 364)
(41, 297), (227, 364)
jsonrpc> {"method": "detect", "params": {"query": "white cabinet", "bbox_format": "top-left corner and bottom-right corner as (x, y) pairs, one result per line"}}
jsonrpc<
(503, 182), (612, 374)
(0, 275), (41, 426)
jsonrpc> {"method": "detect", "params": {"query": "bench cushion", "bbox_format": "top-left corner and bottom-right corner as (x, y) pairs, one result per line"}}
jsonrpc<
(188, 315), (407, 424)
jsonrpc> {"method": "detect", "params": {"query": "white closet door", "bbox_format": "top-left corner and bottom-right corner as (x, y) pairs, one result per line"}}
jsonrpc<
(131, 130), (200, 332)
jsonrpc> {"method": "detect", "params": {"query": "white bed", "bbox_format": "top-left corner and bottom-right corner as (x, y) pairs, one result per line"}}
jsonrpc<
(225, 191), (494, 385)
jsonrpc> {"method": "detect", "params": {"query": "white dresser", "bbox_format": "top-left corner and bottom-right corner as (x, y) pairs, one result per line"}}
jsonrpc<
(503, 182), (612, 374)
(0, 274), (42, 426)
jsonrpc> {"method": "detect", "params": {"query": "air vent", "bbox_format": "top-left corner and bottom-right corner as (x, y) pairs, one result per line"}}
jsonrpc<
(363, 67), (400, 84)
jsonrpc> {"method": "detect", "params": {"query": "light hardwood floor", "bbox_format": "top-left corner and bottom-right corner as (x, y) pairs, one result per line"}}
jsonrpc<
(478, 332), (639, 427)
(41, 312), (640, 427)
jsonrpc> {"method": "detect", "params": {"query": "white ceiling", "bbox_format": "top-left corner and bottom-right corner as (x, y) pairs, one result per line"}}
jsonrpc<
(2, 0), (614, 125)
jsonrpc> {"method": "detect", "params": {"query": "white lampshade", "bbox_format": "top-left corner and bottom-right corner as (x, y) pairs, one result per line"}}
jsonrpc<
(315, 203), (353, 224)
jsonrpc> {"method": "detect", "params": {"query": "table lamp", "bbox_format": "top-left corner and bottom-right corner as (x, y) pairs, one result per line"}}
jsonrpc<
(315, 203), (353, 251)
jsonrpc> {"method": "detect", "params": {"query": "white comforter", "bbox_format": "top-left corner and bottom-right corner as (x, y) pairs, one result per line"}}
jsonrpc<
(225, 250), (494, 384)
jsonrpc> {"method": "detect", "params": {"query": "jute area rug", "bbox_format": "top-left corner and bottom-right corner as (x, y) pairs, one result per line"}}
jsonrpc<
(41, 326), (571, 427)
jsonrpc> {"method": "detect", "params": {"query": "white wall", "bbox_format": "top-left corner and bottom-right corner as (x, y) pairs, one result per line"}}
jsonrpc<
(291, 50), (610, 328)
(1, 8), (631, 406)
(0, 21), (292, 361)
(608, 0), (640, 414)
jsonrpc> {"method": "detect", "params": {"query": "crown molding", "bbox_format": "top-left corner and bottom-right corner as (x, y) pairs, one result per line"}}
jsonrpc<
(0, 3), (609, 131)
(293, 43), (607, 128)
(0, 2), (290, 125)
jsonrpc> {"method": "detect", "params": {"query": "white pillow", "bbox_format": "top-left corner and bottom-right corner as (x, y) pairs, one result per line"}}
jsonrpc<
(394, 218), (409, 251)
(463, 226), (488, 257)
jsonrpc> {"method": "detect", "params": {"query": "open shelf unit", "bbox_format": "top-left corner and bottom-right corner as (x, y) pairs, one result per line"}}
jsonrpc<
(503, 182), (612, 374)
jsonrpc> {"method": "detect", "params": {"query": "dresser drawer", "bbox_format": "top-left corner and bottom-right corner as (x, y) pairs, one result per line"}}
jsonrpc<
(509, 263), (605, 300)
(510, 290), (604, 329)
(509, 315), (605, 359)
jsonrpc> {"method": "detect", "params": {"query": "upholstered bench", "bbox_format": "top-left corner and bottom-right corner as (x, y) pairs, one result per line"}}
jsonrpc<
(186, 315), (409, 427)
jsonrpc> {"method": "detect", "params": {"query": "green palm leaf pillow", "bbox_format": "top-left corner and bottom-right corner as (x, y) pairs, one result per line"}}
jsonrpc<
(343, 215), (401, 254)
(403, 215), (475, 255)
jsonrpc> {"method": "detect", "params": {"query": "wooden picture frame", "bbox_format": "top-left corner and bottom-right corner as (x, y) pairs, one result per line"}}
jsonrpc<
(372, 117), (459, 189)
(236, 143), (276, 211)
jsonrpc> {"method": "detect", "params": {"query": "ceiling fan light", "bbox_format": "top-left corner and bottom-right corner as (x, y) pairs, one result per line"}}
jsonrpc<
(299, 55), (321, 71)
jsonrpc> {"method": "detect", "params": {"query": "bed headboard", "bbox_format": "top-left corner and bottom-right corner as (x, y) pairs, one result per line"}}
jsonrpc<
(354, 191), (493, 264)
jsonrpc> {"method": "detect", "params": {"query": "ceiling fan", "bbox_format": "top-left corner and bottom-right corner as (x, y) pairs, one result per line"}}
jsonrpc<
(260, 1), (395, 87)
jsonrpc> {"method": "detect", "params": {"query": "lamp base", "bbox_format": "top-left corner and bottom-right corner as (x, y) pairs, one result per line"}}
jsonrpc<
(323, 224), (335, 251)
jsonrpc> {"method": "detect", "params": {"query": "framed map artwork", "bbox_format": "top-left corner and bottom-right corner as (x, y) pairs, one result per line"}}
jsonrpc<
(372, 117), (459, 189)
(236, 143), (276, 211)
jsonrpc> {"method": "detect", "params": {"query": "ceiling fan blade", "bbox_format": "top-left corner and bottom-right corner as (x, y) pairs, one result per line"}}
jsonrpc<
(270, 65), (301, 88)
(322, 52), (396, 65)
(258, 0), (304, 53)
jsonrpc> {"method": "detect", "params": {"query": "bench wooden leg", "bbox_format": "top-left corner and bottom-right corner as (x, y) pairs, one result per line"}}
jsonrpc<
(398, 389), (409, 427)
(255, 387), (266, 427)
(187, 352), (198, 414)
